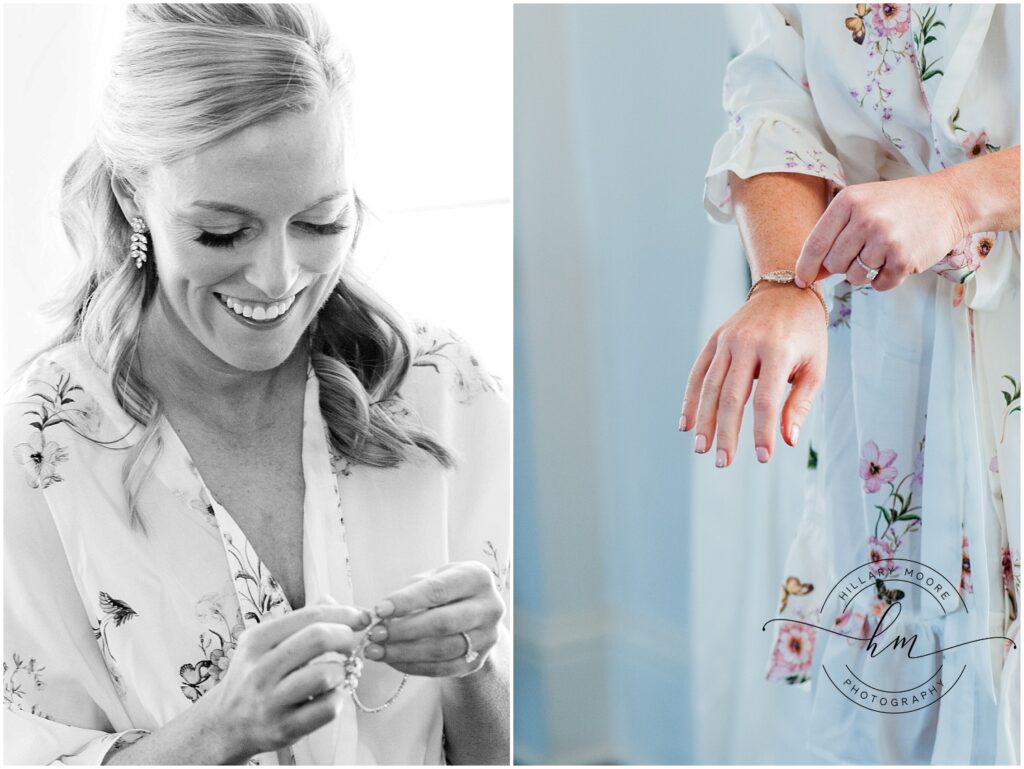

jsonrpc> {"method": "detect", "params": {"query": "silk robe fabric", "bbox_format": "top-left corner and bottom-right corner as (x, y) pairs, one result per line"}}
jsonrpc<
(703, 5), (1019, 764)
(4, 325), (510, 765)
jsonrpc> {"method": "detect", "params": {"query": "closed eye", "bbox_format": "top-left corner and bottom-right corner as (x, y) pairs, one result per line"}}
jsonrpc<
(195, 229), (245, 249)
(298, 220), (351, 236)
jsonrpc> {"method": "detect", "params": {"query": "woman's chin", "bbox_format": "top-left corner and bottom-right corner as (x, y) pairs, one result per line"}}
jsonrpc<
(207, 339), (299, 373)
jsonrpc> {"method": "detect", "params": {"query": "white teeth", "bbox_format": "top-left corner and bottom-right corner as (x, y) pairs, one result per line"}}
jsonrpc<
(218, 292), (297, 322)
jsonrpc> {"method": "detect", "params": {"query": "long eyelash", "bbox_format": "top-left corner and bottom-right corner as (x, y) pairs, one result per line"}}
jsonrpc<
(304, 221), (351, 236)
(196, 230), (243, 248)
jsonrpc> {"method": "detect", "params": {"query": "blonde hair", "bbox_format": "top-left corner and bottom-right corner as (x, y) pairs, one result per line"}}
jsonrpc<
(53, 4), (450, 521)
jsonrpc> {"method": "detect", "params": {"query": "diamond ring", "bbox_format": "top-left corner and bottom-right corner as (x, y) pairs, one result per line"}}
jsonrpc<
(855, 254), (881, 282)
(461, 631), (479, 664)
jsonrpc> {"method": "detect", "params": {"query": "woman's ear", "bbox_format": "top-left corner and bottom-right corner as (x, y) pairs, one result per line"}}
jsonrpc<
(110, 174), (143, 224)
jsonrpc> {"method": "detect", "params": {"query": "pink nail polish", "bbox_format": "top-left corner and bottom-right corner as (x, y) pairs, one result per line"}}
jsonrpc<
(694, 434), (708, 453)
(679, 414), (690, 432)
(756, 446), (769, 463)
(794, 276), (806, 288)
(715, 449), (727, 468)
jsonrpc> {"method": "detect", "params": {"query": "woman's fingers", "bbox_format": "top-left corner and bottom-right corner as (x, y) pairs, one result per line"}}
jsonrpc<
(274, 660), (347, 706)
(259, 622), (357, 684)
(368, 627), (496, 665)
(375, 562), (494, 620)
(846, 240), (886, 286)
(381, 597), (501, 644)
(821, 225), (865, 279)
(680, 335), (717, 432)
(781, 360), (825, 446)
(693, 349), (731, 455)
(713, 354), (756, 467)
(751, 356), (790, 462)
(280, 687), (348, 742)
(796, 193), (852, 287)
(242, 604), (369, 655)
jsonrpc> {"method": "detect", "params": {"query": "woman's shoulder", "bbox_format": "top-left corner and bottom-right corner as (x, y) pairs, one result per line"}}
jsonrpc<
(406, 322), (504, 407)
(5, 341), (136, 487)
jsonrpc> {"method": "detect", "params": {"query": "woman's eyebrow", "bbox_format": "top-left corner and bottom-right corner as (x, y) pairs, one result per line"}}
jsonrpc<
(188, 191), (351, 218)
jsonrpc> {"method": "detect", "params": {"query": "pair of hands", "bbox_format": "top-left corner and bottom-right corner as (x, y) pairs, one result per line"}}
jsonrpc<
(680, 173), (966, 467)
(201, 561), (504, 762)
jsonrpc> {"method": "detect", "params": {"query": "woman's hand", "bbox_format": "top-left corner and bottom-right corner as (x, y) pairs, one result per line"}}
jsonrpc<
(794, 173), (967, 292)
(365, 562), (505, 677)
(199, 602), (369, 763)
(680, 281), (827, 467)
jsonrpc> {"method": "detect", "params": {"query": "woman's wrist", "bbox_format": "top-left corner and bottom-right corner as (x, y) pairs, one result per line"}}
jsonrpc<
(104, 691), (249, 765)
(748, 279), (829, 326)
(931, 145), (1021, 236)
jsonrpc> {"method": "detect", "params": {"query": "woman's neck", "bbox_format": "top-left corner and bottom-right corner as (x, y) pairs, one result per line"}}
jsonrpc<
(137, 291), (308, 431)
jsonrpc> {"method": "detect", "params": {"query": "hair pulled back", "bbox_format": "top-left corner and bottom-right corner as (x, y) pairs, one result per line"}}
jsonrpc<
(55, 4), (450, 521)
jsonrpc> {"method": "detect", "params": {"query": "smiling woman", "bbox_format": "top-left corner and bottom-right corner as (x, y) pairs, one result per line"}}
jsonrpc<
(3, 4), (509, 766)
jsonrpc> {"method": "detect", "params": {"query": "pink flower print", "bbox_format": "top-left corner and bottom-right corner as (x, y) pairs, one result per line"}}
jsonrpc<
(911, 450), (924, 491)
(944, 240), (970, 269)
(859, 440), (898, 493)
(961, 536), (973, 595)
(871, 4), (910, 37)
(767, 622), (815, 681)
(868, 597), (890, 620)
(962, 131), (990, 158)
(1002, 546), (1018, 593)
(868, 536), (896, 575)
(13, 433), (69, 489)
(952, 283), (965, 309)
(975, 235), (993, 261)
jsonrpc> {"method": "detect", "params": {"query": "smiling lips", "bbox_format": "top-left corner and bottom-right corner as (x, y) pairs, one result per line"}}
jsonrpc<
(216, 292), (297, 322)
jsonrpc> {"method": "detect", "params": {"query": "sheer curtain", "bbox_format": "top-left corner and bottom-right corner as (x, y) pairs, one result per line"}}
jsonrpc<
(688, 8), (816, 764)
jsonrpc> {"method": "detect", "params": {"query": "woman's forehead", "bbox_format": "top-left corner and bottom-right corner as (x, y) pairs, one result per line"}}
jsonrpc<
(153, 106), (352, 216)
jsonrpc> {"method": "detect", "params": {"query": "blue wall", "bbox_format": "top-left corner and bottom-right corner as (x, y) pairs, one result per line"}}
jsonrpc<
(515, 5), (734, 763)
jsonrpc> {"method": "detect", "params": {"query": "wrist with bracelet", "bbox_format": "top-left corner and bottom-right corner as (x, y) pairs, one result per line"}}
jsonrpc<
(745, 269), (829, 327)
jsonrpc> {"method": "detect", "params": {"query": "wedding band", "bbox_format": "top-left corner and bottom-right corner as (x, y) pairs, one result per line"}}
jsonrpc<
(460, 631), (479, 664)
(855, 254), (881, 281)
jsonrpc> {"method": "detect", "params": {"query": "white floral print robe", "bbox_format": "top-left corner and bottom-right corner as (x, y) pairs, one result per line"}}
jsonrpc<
(4, 325), (510, 765)
(704, 4), (1019, 764)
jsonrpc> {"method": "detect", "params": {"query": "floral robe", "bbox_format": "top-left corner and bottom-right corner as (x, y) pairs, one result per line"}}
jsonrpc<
(4, 325), (510, 765)
(705, 4), (1019, 764)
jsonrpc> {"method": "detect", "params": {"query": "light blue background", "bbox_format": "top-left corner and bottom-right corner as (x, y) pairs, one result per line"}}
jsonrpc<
(515, 5), (740, 763)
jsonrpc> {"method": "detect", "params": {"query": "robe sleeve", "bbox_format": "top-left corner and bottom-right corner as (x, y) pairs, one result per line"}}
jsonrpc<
(409, 325), (511, 618)
(446, 350), (510, 619)
(4, 391), (149, 764)
(704, 5), (846, 223)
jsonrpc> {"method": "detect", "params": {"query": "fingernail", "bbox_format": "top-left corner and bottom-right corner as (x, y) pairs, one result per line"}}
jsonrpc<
(365, 644), (384, 661)
(374, 600), (395, 619)
(679, 414), (690, 432)
(794, 276), (806, 288)
(369, 626), (388, 642)
(715, 449), (727, 468)
(359, 610), (372, 627)
(791, 425), (801, 445)
(320, 594), (338, 605)
(694, 434), (708, 453)
(756, 446), (770, 463)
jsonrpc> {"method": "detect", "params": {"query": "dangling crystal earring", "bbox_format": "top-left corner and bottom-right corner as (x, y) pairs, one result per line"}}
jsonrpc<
(129, 217), (149, 269)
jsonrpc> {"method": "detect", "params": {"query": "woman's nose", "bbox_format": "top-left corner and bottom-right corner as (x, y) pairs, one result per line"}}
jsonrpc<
(245, 234), (300, 300)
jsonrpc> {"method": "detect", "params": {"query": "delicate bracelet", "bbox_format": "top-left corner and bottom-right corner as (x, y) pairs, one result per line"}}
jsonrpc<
(745, 269), (829, 327)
